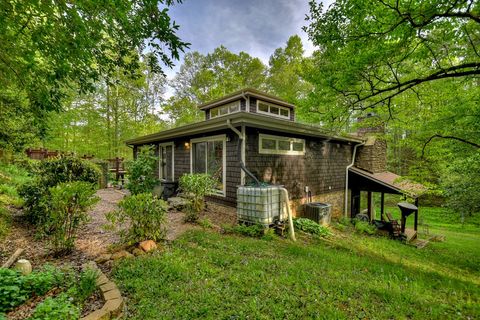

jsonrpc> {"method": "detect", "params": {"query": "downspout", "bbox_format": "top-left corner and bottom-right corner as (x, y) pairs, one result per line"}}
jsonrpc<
(344, 141), (365, 218)
(226, 119), (260, 185)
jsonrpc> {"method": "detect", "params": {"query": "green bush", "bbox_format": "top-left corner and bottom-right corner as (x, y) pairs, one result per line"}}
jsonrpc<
(353, 220), (377, 235)
(127, 147), (159, 195)
(30, 293), (79, 320)
(293, 218), (332, 237)
(19, 156), (100, 228)
(48, 182), (99, 254)
(107, 193), (167, 244)
(0, 268), (27, 313)
(179, 173), (217, 222)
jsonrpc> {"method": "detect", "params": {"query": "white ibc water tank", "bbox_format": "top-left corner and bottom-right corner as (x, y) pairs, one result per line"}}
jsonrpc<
(236, 186), (286, 225)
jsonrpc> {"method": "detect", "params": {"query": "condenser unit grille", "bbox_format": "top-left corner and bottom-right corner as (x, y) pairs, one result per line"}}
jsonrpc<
(303, 202), (332, 225)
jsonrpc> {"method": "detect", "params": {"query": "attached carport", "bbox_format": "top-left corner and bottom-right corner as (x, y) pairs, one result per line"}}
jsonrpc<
(348, 167), (425, 226)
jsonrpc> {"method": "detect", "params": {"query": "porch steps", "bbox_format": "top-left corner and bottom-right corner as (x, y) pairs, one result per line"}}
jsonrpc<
(410, 238), (429, 249)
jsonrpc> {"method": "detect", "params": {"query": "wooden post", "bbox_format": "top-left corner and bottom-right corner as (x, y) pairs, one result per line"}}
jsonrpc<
(380, 192), (385, 221)
(414, 198), (419, 231)
(367, 191), (373, 221)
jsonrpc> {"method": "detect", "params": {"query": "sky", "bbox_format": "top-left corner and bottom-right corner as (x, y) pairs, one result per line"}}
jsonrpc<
(163, 0), (329, 82)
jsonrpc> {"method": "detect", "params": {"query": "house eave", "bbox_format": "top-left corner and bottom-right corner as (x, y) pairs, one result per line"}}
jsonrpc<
(125, 112), (363, 145)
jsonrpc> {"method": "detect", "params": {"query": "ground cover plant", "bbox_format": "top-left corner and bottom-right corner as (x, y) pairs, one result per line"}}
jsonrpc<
(113, 206), (480, 319)
(0, 265), (97, 318)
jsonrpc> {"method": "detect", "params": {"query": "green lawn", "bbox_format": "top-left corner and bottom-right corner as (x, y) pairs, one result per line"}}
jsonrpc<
(113, 207), (480, 319)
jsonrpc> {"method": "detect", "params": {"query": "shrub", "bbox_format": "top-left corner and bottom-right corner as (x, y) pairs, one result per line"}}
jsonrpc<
(19, 156), (100, 227)
(0, 268), (27, 313)
(179, 173), (217, 222)
(30, 293), (79, 320)
(293, 218), (331, 237)
(47, 182), (99, 254)
(127, 147), (159, 195)
(107, 193), (167, 244)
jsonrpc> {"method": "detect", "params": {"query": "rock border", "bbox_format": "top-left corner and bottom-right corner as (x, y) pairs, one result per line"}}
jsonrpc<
(81, 261), (124, 320)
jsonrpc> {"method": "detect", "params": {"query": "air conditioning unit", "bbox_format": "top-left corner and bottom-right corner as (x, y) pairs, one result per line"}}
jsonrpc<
(303, 202), (332, 226)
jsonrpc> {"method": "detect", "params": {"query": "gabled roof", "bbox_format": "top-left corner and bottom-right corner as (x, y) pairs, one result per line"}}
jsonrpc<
(349, 166), (426, 198)
(197, 88), (296, 110)
(125, 111), (363, 145)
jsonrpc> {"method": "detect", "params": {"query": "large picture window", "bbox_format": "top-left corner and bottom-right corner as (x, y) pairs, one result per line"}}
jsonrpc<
(190, 135), (226, 195)
(259, 134), (305, 155)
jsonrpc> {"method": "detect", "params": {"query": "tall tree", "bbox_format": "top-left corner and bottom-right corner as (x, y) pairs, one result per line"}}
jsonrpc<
(304, 0), (479, 111)
(267, 35), (311, 105)
(164, 47), (267, 124)
(0, 0), (188, 150)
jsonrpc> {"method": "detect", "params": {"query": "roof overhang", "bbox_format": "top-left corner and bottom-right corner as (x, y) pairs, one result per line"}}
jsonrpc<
(349, 167), (426, 198)
(197, 88), (296, 110)
(125, 112), (363, 145)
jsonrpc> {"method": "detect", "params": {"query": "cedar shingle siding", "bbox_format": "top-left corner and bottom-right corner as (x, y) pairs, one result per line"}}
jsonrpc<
(245, 128), (352, 200)
(136, 127), (352, 207)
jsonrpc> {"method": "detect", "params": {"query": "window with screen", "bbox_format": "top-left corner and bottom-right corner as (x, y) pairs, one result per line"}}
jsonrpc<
(209, 101), (240, 119)
(256, 100), (290, 119)
(259, 134), (305, 155)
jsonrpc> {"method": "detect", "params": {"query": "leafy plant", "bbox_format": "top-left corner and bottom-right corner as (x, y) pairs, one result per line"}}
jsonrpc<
(293, 218), (331, 237)
(353, 220), (377, 235)
(30, 293), (80, 320)
(179, 173), (217, 222)
(198, 218), (214, 229)
(19, 156), (100, 227)
(107, 193), (167, 244)
(0, 268), (27, 313)
(23, 265), (62, 296)
(127, 147), (159, 195)
(48, 182), (99, 254)
(67, 268), (98, 304)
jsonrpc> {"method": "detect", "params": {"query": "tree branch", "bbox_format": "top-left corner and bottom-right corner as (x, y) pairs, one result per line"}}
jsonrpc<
(421, 134), (480, 158)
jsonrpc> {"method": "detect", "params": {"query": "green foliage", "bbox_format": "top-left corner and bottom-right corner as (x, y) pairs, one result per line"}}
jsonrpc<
(107, 193), (167, 244)
(48, 182), (99, 254)
(352, 220), (377, 235)
(67, 268), (98, 304)
(0, 0), (188, 151)
(112, 206), (480, 319)
(19, 156), (100, 227)
(224, 224), (267, 238)
(293, 218), (331, 237)
(0, 265), (66, 313)
(23, 265), (63, 297)
(198, 218), (214, 229)
(127, 147), (159, 195)
(29, 293), (80, 320)
(0, 268), (28, 313)
(442, 152), (480, 218)
(179, 173), (217, 221)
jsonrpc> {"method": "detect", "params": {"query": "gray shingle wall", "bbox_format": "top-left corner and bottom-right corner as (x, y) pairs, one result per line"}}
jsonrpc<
(244, 128), (352, 200)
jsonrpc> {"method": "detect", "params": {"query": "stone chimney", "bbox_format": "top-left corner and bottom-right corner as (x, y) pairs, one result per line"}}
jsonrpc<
(354, 114), (387, 173)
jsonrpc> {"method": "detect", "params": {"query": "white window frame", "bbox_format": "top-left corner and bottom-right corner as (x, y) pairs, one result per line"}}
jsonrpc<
(190, 134), (227, 196)
(209, 101), (241, 119)
(256, 100), (290, 119)
(158, 142), (174, 181)
(259, 134), (305, 156)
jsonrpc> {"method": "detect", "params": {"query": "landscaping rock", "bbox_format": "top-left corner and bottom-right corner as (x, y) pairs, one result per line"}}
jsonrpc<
(95, 253), (112, 264)
(138, 240), (157, 252)
(167, 196), (189, 209)
(111, 250), (134, 260)
(132, 248), (145, 256)
(14, 259), (32, 275)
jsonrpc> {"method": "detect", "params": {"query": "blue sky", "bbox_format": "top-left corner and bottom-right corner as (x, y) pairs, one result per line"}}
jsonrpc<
(164, 0), (328, 80)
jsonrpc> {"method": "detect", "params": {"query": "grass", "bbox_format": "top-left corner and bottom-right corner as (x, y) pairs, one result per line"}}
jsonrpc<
(113, 207), (480, 319)
(0, 162), (32, 238)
